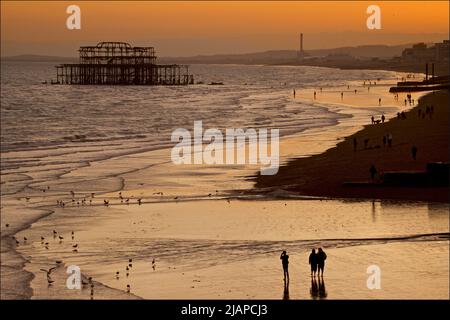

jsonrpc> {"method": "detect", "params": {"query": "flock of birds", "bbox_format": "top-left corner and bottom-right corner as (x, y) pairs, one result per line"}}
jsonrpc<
(6, 188), (229, 298)
(14, 224), (161, 297)
(55, 191), (144, 208)
(113, 257), (157, 294)
(8, 187), (164, 298)
(54, 189), (225, 208)
(11, 228), (77, 250)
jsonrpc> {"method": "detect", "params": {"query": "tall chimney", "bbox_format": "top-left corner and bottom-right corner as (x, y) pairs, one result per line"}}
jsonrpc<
(300, 33), (304, 53)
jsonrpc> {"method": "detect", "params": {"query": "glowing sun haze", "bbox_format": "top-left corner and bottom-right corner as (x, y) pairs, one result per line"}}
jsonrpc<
(1, 1), (448, 56)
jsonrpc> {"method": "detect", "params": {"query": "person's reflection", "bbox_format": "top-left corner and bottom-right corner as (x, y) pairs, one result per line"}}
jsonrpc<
(371, 199), (377, 222)
(318, 276), (328, 299)
(310, 277), (319, 299)
(282, 279), (290, 300)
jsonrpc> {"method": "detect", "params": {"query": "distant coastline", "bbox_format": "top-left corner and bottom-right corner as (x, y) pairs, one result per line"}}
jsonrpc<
(3, 42), (448, 77)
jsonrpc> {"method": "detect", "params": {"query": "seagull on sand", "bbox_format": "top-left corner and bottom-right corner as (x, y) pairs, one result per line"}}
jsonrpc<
(82, 276), (92, 286)
(40, 266), (57, 277)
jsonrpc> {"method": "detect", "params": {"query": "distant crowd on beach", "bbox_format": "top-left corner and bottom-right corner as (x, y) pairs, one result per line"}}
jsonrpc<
(351, 91), (437, 184)
(291, 78), (391, 109)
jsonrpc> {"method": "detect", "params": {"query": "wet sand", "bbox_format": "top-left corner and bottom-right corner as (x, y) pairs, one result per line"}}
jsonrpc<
(3, 73), (449, 300)
(15, 199), (449, 299)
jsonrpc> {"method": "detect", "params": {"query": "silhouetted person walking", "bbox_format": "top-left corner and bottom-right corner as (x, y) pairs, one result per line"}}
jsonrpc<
(370, 164), (377, 182)
(381, 114), (385, 123)
(309, 249), (318, 277)
(411, 145), (418, 160)
(293, 89), (296, 98)
(317, 248), (327, 276)
(387, 133), (393, 147)
(280, 250), (289, 281)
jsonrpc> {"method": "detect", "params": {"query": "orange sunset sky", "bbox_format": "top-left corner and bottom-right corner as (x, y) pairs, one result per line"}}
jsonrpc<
(1, 1), (449, 56)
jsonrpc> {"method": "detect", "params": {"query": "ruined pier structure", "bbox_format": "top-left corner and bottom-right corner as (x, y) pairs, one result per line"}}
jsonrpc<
(55, 42), (193, 85)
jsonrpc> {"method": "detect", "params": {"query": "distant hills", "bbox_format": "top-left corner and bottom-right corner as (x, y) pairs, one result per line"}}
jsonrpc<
(0, 43), (426, 65)
(158, 44), (417, 65)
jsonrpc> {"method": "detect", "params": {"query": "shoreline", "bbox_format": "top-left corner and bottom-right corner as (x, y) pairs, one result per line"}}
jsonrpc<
(0, 206), (52, 299)
(271, 60), (449, 77)
(16, 198), (450, 299)
(1, 67), (444, 299)
(255, 89), (449, 203)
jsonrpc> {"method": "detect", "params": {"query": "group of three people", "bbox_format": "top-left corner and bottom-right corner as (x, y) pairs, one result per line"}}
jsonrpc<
(280, 248), (327, 281)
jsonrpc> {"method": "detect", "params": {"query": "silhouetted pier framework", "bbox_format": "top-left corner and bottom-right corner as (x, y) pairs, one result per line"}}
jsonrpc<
(54, 42), (193, 85)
